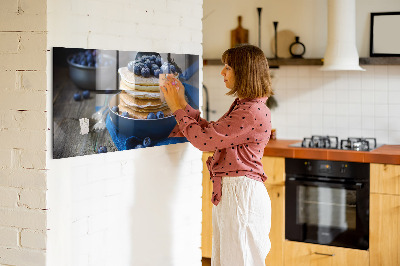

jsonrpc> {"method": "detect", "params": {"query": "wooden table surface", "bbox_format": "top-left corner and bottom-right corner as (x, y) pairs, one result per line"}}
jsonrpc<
(52, 66), (117, 159)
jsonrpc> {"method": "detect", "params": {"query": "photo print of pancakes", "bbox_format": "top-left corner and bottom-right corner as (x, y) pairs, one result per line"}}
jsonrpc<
(52, 47), (199, 159)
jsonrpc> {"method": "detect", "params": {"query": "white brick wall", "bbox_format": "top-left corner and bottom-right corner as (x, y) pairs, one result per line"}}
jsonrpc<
(46, 1), (203, 266)
(0, 0), (48, 265)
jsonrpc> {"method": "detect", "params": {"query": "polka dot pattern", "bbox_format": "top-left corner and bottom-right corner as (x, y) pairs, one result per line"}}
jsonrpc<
(172, 97), (272, 206)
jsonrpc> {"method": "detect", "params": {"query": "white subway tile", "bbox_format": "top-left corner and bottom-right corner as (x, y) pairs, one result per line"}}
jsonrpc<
(388, 76), (400, 91)
(298, 67), (311, 78)
(388, 104), (400, 117)
(374, 117), (389, 131)
(388, 91), (400, 105)
(348, 116), (362, 129)
(349, 102), (362, 116)
(388, 117), (400, 131)
(286, 77), (298, 89)
(323, 103), (336, 116)
(285, 66), (298, 77)
(348, 90), (362, 104)
(374, 90), (388, 104)
(336, 90), (349, 104)
(374, 130), (389, 144)
(349, 128), (362, 137)
(362, 116), (375, 130)
(336, 103), (349, 116)
(361, 90), (374, 104)
(375, 104), (389, 117)
(374, 65), (388, 77)
(374, 77), (388, 92)
(388, 131), (400, 144)
(361, 103), (374, 117)
(388, 65), (400, 76)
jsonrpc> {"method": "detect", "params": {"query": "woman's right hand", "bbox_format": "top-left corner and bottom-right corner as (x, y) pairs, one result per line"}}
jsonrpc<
(166, 75), (187, 108)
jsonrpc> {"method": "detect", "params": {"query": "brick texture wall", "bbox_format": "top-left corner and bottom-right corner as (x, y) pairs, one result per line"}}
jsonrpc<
(1, 0), (203, 265)
(0, 0), (48, 265)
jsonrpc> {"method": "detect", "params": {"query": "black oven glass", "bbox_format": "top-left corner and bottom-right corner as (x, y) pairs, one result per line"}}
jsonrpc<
(285, 158), (369, 250)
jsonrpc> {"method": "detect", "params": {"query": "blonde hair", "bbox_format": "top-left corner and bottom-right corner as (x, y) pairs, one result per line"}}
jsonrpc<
(221, 44), (273, 99)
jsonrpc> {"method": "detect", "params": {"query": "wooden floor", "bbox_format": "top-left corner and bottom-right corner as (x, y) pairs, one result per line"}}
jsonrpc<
(202, 257), (211, 266)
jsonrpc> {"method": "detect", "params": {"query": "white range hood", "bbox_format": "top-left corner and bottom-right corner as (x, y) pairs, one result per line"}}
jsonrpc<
(320, 0), (365, 71)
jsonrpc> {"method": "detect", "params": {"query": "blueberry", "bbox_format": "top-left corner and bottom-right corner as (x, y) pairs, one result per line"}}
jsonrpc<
(143, 137), (151, 147)
(150, 55), (157, 61)
(127, 61), (135, 72)
(122, 111), (130, 118)
(141, 67), (150, 78)
(98, 146), (107, 153)
(111, 106), (119, 113)
(169, 65), (176, 73)
(135, 144), (144, 149)
(144, 59), (152, 69)
(156, 111), (164, 119)
(73, 93), (81, 101)
(156, 56), (162, 67)
(147, 112), (156, 119)
(134, 63), (143, 75)
(82, 90), (90, 99)
(150, 64), (159, 75)
(153, 69), (161, 78)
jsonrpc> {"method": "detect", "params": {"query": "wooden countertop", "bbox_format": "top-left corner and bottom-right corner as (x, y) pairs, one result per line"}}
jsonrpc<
(263, 139), (400, 165)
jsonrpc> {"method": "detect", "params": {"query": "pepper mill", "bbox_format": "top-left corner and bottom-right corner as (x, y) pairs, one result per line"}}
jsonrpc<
(273, 21), (279, 58)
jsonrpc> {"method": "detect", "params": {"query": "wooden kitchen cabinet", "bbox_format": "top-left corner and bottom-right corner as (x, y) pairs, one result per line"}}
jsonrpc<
(370, 163), (400, 195)
(284, 240), (369, 266)
(370, 163), (400, 266)
(201, 153), (286, 265)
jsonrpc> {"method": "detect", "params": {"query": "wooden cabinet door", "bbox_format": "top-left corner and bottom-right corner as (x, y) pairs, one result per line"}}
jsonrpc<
(284, 241), (369, 266)
(202, 152), (213, 258)
(370, 193), (400, 266)
(370, 163), (400, 195)
(264, 184), (285, 266)
(262, 156), (285, 186)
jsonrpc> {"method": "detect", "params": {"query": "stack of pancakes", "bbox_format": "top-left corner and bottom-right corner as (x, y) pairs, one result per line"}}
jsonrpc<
(117, 67), (172, 119)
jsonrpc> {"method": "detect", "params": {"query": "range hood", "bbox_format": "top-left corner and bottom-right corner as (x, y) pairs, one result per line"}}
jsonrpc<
(320, 0), (365, 71)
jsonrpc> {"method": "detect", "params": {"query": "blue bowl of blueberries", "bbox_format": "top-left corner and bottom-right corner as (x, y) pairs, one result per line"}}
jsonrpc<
(108, 93), (177, 141)
(67, 49), (114, 90)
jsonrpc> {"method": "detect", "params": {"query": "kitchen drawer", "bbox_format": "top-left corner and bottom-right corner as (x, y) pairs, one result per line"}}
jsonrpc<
(284, 240), (369, 266)
(370, 163), (400, 195)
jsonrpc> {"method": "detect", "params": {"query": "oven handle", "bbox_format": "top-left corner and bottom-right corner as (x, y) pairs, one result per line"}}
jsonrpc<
(286, 177), (364, 189)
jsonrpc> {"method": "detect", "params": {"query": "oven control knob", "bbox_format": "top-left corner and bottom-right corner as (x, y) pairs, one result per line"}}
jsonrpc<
(340, 164), (347, 174)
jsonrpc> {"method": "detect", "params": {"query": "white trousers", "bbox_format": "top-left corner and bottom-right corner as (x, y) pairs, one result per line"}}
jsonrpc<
(212, 176), (272, 266)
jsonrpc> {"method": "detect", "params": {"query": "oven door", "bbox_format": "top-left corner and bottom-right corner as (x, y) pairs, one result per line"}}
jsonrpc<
(285, 177), (369, 250)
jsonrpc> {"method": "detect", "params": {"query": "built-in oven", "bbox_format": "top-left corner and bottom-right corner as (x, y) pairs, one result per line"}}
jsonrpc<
(285, 158), (370, 250)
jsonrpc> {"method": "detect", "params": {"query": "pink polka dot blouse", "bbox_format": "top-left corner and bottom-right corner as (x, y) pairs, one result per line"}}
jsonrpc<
(169, 97), (272, 206)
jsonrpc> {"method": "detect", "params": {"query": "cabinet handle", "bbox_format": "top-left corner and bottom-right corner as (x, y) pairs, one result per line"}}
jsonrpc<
(313, 252), (335, 257)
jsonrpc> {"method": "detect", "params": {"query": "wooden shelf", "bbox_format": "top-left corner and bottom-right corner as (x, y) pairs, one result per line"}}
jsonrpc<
(203, 57), (400, 67)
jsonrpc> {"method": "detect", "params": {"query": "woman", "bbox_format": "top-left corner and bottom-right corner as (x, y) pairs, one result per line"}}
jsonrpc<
(161, 44), (273, 266)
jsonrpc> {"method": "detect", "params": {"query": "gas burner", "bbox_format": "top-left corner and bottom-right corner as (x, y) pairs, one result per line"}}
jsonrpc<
(340, 137), (377, 151)
(301, 135), (339, 149)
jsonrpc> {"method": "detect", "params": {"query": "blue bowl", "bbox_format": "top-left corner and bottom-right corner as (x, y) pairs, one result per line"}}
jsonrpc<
(108, 93), (177, 140)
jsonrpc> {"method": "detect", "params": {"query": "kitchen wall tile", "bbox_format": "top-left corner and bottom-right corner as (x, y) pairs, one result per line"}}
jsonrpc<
(348, 71), (362, 90)
(286, 66), (299, 77)
(336, 90), (349, 103)
(348, 116), (362, 129)
(361, 90), (374, 103)
(362, 129), (375, 138)
(388, 104), (400, 117)
(348, 90), (362, 103)
(286, 77), (299, 89)
(310, 66), (323, 77)
(311, 102), (324, 113)
(388, 75), (400, 91)
(374, 90), (388, 104)
(349, 128), (362, 137)
(374, 130), (389, 144)
(388, 131), (400, 144)
(374, 117), (389, 130)
(323, 103), (336, 116)
(335, 71), (349, 90)
(361, 74), (375, 91)
(323, 115), (336, 129)
(387, 65), (400, 76)
(348, 103), (362, 116)
(336, 115), (349, 129)
(375, 104), (389, 117)
(361, 103), (374, 117)
(374, 77), (388, 91)
(322, 70), (335, 78)
(298, 77), (311, 89)
(388, 117), (400, 131)
(374, 65), (388, 77)
(336, 103), (349, 116)
(388, 91), (400, 104)
(362, 116), (375, 130)
(336, 128), (349, 140)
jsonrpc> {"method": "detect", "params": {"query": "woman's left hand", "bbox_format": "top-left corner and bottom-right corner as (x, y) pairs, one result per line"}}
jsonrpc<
(160, 76), (186, 113)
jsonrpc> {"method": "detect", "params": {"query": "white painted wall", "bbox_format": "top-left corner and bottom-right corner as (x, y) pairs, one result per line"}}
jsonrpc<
(203, 0), (400, 145)
(46, 0), (203, 266)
